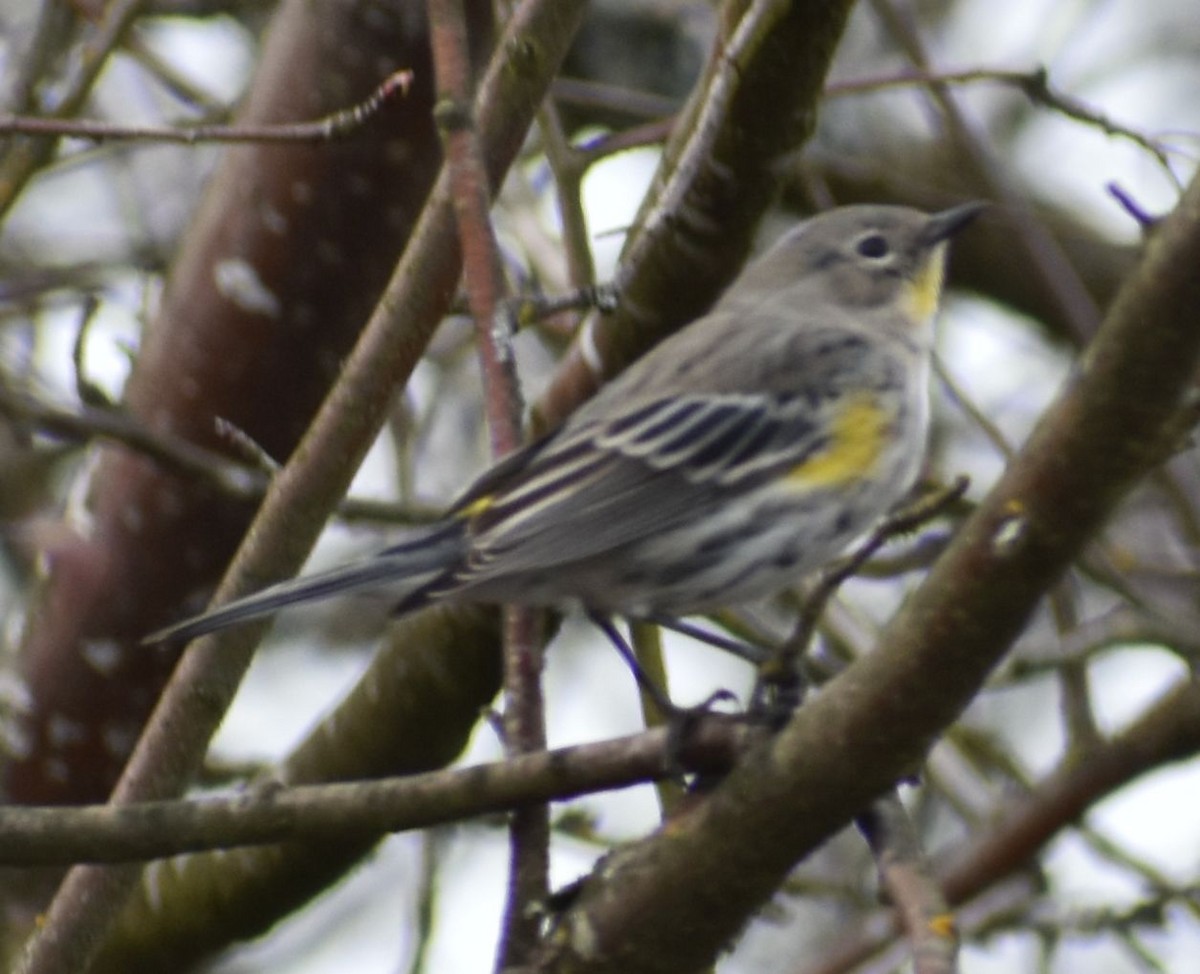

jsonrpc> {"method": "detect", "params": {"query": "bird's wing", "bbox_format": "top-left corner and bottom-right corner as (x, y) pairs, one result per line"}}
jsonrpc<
(453, 391), (830, 576)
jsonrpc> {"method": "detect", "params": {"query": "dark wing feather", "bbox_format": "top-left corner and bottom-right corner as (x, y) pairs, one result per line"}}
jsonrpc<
(594, 393), (823, 482)
(456, 394), (828, 577)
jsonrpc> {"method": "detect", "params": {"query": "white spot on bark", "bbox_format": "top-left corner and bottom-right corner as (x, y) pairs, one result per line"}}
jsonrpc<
(347, 171), (374, 197)
(3, 609), (28, 652)
(80, 638), (125, 676)
(151, 407), (175, 434)
(292, 302), (316, 328)
(102, 721), (137, 759)
(214, 259), (282, 318)
(0, 671), (33, 714)
(184, 545), (209, 571)
(490, 308), (515, 364)
(992, 511), (1028, 556)
(156, 486), (185, 520)
(47, 714), (87, 748)
(384, 139), (412, 165)
(0, 716), (33, 760)
(260, 204), (288, 235)
(315, 239), (345, 266)
(44, 756), (70, 783)
(120, 503), (145, 534)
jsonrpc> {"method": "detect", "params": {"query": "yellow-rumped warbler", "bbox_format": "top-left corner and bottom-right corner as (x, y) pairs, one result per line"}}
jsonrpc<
(149, 202), (982, 646)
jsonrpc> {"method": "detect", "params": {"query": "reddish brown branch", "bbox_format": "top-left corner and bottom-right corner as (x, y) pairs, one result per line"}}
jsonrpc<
(14, 2), (588, 972)
(428, 0), (550, 962)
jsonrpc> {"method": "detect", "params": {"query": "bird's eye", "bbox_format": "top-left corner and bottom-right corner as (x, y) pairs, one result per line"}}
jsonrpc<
(855, 233), (891, 260)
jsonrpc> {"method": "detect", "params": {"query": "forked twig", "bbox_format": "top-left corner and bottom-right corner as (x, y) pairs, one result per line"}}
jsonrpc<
(754, 476), (971, 714)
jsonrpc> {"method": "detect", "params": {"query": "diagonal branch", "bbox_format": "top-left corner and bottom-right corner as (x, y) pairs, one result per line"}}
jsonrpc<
(14, 3), (588, 973)
(532, 171), (1200, 974)
(801, 675), (1200, 974)
(532, 0), (861, 430)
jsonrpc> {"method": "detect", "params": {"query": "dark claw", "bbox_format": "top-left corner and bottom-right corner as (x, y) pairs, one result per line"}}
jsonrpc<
(749, 653), (810, 729)
(661, 690), (740, 783)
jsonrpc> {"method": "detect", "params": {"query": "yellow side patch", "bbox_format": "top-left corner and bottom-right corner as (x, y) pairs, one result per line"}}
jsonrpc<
(787, 395), (890, 487)
(928, 912), (958, 939)
(461, 494), (494, 518)
(901, 244), (947, 325)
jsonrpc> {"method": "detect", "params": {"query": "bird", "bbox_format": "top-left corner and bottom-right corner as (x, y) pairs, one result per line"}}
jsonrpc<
(146, 201), (983, 648)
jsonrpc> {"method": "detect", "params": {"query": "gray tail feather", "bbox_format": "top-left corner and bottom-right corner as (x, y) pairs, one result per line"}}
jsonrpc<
(144, 520), (467, 645)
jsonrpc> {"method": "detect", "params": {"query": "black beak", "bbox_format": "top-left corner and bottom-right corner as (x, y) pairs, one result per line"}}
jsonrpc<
(919, 200), (988, 246)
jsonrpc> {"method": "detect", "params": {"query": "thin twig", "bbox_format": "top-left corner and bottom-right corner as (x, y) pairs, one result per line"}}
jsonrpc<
(827, 66), (1180, 179)
(550, 76), (681, 121)
(428, 0), (548, 965)
(0, 0), (153, 220)
(0, 69), (413, 145)
(536, 98), (597, 289)
(756, 477), (970, 711)
(0, 384), (440, 525)
(0, 718), (747, 866)
(857, 794), (959, 974)
(870, 0), (1103, 344)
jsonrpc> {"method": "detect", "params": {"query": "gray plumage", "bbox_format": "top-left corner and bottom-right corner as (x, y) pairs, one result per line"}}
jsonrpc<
(146, 202), (983, 645)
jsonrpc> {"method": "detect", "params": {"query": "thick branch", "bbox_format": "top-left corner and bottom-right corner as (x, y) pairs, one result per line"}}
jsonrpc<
(802, 675), (1200, 974)
(14, 3), (587, 973)
(533, 173), (1200, 974)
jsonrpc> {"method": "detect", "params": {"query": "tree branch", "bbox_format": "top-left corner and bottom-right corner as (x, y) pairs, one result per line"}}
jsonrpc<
(531, 169), (1200, 974)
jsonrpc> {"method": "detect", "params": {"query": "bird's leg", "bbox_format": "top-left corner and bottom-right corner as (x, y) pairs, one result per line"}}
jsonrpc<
(587, 612), (680, 718)
(751, 477), (971, 724)
(587, 612), (736, 778)
(506, 281), (619, 326)
(642, 614), (771, 665)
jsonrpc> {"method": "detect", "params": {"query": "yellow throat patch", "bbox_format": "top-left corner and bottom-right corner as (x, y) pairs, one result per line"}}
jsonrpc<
(901, 243), (947, 326)
(787, 395), (890, 488)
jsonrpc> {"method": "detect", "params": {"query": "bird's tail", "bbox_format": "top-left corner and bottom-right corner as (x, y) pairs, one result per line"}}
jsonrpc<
(144, 519), (468, 645)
